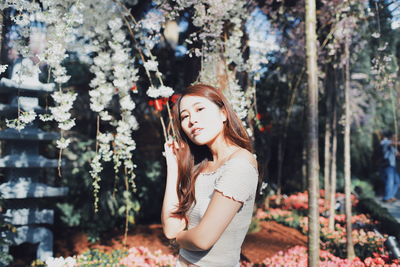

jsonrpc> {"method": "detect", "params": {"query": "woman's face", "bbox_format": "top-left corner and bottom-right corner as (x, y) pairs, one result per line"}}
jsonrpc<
(179, 95), (227, 146)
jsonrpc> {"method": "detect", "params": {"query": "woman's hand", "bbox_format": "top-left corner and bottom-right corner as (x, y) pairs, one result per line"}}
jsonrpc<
(161, 136), (187, 239)
(164, 137), (181, 175)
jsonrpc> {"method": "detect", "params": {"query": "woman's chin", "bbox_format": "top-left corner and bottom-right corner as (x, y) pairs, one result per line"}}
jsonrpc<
(192, 139), (208, 146)
(191, 135), (212, 146)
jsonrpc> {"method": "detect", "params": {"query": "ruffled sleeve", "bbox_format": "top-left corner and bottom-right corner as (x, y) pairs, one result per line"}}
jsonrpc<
(214, 157), (258, 203)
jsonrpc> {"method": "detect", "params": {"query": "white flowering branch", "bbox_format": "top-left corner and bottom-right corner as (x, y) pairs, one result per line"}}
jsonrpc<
(114, 0), (176, 140)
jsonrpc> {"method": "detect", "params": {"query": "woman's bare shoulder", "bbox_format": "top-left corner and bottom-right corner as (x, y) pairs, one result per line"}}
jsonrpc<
(229, 148), (257, 169)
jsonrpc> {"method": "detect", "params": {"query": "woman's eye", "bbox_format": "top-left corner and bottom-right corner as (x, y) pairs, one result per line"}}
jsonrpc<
(197, 107), (204, 112)
(181, 115), (188, 120)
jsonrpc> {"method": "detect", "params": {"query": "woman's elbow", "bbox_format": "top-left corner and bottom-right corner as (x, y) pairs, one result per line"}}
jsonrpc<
(163, 229), (178, 239)
(195, 242), (212, 251)
(193, 237), (214, 251)
(162, 222), (183, 239)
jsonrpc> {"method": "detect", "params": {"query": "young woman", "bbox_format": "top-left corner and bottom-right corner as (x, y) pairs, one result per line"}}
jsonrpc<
(161, 84), (259, 267)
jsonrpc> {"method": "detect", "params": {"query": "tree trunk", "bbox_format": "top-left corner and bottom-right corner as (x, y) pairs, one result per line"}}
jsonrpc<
(344, 35), (356, 260)
(276, 137), (283, 199)
(328, 94), (337, 231)
(305, 0), (320, 266)
(323, 80), (332, 208)
(302, 141), (308, 191)
(0, 10), (4, 65)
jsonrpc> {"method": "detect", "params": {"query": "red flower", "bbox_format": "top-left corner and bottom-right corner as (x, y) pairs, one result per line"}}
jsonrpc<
(148, 98), (169, 112)
(256, 113), (262, 120)
(373, 257), (385, 265)
(154, 99), (164, 111)
(259, 126), (266, 132)
(171, 94), (181, 103)
(130, 84), (137, 91)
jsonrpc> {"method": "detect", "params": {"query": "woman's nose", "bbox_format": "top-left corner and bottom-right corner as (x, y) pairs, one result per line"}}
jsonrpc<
(188, 114), (198, 126)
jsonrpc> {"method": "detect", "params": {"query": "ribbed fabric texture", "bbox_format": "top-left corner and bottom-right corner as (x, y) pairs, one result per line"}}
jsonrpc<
(179, 157), (258, 267)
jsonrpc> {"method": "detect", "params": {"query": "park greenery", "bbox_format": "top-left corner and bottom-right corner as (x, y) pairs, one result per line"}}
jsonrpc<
(0, 0), (400, 266)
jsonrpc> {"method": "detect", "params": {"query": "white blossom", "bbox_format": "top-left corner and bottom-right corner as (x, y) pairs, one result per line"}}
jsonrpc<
(143, 60), (159, 72)
(98, 132), (114, 143)
(140, 9), (165, 33)
(99, 143), (113, 162)
(59, 119), (76, 130)
(108, 17), (123, 32)
(120, 95), (136, 110)
(5, 119), (25, 131)
(113, 30), (126, 43)
(93, 52), (112, 70)
(159, 85), (174, 98)
(14, 13), (31, 27)
(19, 111), (36, 124)
(125, 114), (139, 131)
(90, 101), (105, 113)
(146, 86), (160, 98)
(111, 48), (127, 64)
(52, 91), (77, 105)
(371, 32), (380, 38)
(55, 75), (71, 84)
(99, 111), (112, 121)
(50, 107), (72, 122)
(56, 138), (71, 149)
(39, 114), (54, 122)
(0, 65), (7, 74)
(45, 256), (76, 267)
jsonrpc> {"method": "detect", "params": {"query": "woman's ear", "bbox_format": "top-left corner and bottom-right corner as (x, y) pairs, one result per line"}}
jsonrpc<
(221, 108), (227, 122)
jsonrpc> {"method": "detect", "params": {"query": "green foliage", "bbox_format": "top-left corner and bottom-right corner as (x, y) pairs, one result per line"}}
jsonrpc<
(54, 133), (167, 239)
(261, 210), (303, 230)
(56, 138), (142, 240)
(351, 178), (376, 199)
(247, 217), (261, 234)
(119, 190), (141, 225)
(321, 228), (385, 260)
(56, 203), (81, 227)
(334, 174), (376, 199)
(75, 249), (128, 266)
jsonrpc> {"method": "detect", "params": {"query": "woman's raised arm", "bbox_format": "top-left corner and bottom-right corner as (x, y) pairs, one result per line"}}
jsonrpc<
(176, 191), (243, 251)
(161, 139), (186, 239)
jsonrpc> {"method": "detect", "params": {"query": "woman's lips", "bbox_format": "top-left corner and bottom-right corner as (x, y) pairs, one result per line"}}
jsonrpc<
(192, 128), (203, 136)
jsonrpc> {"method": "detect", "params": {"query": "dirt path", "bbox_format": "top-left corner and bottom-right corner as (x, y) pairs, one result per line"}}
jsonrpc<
(241, 221), (307, 263)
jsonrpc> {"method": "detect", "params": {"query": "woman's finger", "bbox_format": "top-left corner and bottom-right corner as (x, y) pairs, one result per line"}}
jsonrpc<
(174, 140), (179, 150)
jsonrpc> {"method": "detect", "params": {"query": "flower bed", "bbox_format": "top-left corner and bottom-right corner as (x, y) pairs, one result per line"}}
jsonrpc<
(258, 190), (400, 265)
(33, 190), (400, 266)
(259, 245), (400, 267)
(39, 247), (176, 267)
(38, 245), (400, 267)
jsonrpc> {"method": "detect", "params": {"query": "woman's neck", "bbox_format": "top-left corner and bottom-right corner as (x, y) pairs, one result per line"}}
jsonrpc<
(207, 136), (238, 163)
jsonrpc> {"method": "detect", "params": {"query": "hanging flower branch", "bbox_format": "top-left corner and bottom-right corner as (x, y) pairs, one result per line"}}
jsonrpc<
(112, 0), (176, 140)
(156, 0), (278, 135)
(1, 0), (276, 216)
(1, 1), (84, 180)
(76, 6), (140, 212)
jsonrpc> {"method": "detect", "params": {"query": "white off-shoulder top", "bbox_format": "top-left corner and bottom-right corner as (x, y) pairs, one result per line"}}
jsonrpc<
(179, 157), (258, 267)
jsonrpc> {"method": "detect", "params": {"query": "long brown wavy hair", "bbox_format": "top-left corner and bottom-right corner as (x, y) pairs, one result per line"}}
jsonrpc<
(171, 84), (253, 219)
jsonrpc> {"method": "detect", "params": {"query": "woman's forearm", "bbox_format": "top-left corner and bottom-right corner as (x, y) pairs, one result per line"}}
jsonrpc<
(176, 228), (209, 251)
(161, 173), (185, 239)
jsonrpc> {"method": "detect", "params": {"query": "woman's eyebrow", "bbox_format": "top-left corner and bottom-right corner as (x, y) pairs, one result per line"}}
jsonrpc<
(180, 102), (203, 114)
